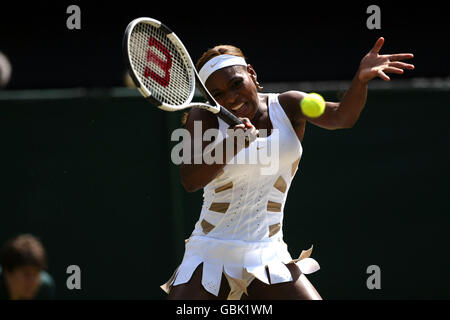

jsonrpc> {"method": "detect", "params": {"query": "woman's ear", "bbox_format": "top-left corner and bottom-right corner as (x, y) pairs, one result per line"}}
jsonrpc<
(247, 64), (263, 91)
(247, 64), (256, 77)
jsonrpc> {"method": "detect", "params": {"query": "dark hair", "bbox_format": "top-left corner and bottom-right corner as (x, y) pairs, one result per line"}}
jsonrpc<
(0, 234), (47, 272)
(195, 44), (246, 71)
(181, 45), (246, 126)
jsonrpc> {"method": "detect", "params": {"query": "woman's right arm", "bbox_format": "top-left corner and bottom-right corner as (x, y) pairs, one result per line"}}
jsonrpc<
(180, 109), (257, 192)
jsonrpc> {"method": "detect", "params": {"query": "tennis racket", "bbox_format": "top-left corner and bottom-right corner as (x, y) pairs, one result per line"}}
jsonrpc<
(123, 17), (243, 127)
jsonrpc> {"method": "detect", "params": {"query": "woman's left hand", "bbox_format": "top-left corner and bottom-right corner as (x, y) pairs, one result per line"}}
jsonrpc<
(358, 37), (415, 83)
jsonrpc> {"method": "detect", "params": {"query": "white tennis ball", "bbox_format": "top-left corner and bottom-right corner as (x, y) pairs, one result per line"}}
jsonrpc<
(300, 93), (326, 118)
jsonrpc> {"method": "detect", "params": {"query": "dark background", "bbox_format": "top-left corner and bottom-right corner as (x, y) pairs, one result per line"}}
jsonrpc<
(0, 1), (449, 89)
(1, 89), (449, 300)
(0, 1), (449, 300)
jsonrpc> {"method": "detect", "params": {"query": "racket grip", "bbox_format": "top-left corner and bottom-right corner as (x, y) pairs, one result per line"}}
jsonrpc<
(218, 106), (251, 145)
(218, 106), (243, 126)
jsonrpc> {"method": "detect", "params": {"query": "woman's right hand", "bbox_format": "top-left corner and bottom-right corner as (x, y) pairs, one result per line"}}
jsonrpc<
(231, 117), (259, 148)
(180, 112), (259, 192)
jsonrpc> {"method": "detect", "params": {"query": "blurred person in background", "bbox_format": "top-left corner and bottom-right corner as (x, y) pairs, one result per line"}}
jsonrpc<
(0, 51), (12, 89)
(0, 234), (55, 300)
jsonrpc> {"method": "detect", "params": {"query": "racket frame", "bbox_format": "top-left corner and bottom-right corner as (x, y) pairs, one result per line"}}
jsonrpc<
(123, 17), (242, 126)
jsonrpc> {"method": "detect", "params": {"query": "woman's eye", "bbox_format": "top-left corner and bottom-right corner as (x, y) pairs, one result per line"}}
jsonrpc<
(233, 79), (243, 88)
(213, 92), (223, 99)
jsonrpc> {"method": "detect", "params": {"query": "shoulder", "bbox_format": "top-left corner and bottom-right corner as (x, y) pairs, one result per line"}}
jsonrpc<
(277, 91), (307, 124)
(278, 91), (307, 111)
(35, 271), (56, 299)
(40, 270), (55, 287)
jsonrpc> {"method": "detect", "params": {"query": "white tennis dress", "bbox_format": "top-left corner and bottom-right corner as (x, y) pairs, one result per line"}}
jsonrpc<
(161, 93), (320, 299)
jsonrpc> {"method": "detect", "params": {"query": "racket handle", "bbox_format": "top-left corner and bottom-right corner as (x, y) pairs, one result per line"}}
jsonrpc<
(218, 106), (243, 126)
(218, 106), (251, 145)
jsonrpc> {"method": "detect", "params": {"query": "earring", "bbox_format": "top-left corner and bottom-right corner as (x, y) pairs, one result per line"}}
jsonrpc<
(252, 75), (263, 91)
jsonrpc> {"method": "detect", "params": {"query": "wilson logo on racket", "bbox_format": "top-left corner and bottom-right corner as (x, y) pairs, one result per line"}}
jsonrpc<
(144, 36), (172, 87)
(124, 17), (242, 127)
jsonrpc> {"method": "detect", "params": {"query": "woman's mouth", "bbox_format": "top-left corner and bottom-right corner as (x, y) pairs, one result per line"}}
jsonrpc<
(232, 102), (245, 111)
(230, 102), (250, 117)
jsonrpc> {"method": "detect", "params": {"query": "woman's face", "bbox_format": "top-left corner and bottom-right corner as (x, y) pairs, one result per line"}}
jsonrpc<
(205, 65), (259, 120)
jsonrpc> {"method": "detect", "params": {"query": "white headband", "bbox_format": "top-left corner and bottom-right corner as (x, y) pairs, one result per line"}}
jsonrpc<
(198, 54), (247, 83)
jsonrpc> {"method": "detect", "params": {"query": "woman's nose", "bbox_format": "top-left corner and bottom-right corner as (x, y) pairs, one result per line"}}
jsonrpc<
(223, 90), (238, 108)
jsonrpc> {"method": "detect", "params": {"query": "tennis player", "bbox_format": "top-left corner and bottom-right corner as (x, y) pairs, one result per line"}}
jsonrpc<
(161, 37), (414, 300)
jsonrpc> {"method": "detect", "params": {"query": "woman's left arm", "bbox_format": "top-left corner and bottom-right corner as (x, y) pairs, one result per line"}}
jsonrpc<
(307, 37), (414, 130)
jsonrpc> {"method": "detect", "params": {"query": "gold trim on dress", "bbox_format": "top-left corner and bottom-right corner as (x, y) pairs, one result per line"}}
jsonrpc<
(267, 201), (282, 212)
(291, 157), (301, 176)
(273, 176), (287, 193)
(269, 223), (281, 237)
(201, 219), (215, 234)
(209, 202), (230, 213)
(215, 181), (233, 193)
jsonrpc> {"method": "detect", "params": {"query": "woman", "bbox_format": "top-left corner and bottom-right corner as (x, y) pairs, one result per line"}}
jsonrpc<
(161, 37), (414, 300)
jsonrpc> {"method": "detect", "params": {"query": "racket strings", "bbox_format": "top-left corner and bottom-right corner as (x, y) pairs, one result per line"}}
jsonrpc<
(129, 23), (193, 106)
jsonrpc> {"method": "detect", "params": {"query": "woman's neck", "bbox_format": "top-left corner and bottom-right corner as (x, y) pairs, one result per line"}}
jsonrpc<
(252, 94), (271, 131)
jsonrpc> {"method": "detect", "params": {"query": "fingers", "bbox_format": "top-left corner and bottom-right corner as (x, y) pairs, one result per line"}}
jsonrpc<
(376, 60), (415, 81)
(241, 118), (259, 140)
(389, 61), (415, 70)
(247, 126), (259, 143)
(387, 53), (414, 61)
(233, 118), (251, 132)
(233, 118), (259, 146)
(241, 117), (253, 129)
(384, 66), (404, 75)
(378, 66), (406, 80)
(377, 69), (390, 81)
(370, 37), (414, 62)
(365, 37), (415, 82)
(371, 37), (385, 54)
(233, 123), (246, 131)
